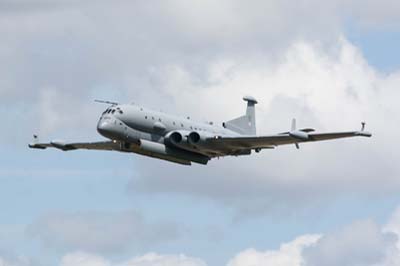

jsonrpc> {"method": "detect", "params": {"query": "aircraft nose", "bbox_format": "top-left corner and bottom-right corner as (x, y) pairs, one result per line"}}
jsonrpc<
(97, 120), (114, 138)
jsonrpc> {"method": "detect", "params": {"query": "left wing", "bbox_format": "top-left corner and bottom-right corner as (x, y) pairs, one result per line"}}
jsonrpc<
(206, 122), (372, 151)
(29, 135), (120, 151)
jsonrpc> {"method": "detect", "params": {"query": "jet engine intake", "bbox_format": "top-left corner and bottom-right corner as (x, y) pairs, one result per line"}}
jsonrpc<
(164, 130), (190, 147)
(165, 130), (218, 155)
(188, 131), (201, 144)
(170, 131), (183, 143)
(187, 131), (215, 149)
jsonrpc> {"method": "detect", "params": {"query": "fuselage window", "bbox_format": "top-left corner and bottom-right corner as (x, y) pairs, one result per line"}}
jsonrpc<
(181, 123), (184, 127)
(173, 122), (176, 125)
(112, 110), (116, 114)
(145, 116), (148, 119)
(152, 117), (154, 120)
(159, 118), (162, 122)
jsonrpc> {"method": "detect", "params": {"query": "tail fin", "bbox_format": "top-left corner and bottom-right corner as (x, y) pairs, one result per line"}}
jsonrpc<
(223, 96), (258, 135)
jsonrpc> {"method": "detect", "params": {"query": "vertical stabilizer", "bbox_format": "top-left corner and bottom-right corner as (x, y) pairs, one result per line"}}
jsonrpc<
(223, 96), (258, 135)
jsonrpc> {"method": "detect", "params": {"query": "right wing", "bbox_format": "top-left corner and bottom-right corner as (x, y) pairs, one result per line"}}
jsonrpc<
(28, 136), (195, 166)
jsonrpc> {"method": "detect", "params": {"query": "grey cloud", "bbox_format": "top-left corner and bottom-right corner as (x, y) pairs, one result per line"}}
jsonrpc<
(59, 252), (208, 266)
(26, 210), (180, 254)
(228, 210), (400, 266)
(0, 1), (399, 265)
(0, 0), (396, 140)
(0, 0), (67, 12)
(0, 0), (123, 13)
(126, 38), (400, 219)
(0, 253), (35, 266)
(129, 141), (388, 220)
(1, 0), (399, 218)
(303, 220), (398, 266)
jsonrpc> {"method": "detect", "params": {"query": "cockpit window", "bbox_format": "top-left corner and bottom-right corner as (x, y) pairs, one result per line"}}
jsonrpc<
(103, 107), (122, 115)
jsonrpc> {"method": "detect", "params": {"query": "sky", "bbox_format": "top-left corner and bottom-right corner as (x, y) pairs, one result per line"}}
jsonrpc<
(1, 0), (400, 265)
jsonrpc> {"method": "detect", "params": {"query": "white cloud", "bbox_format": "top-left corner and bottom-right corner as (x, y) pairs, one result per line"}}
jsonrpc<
(227, 235), (320, 266)
(10, 204), (400, 266)
(129, 36), (400, 217)
(227, 206), (400, 266)
(59, 252), (207, 266)
(60, 252), (109, 266)
(121, 253), (207, 266)
(49, 213), (396, 266)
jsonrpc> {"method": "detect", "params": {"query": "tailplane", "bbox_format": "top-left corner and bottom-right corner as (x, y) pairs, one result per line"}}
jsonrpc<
(223, 96), (257, 135)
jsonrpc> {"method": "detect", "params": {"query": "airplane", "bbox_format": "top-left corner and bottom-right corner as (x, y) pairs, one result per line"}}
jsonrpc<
(29, 96), (372, 165)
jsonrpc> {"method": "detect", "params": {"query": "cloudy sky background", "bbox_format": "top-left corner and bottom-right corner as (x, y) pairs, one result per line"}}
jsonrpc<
(1, 0), (400, 265)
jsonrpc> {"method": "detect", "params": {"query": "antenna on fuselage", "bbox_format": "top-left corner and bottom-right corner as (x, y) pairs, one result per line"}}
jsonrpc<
(94, 100), (119, 106)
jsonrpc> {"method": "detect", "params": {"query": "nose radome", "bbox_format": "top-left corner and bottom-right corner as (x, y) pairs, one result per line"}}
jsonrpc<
(97, 120), (113, 137)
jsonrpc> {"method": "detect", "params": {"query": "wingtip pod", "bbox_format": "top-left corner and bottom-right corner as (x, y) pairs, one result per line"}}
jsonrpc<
(28, 134), (46, 149)
(28, 143), (46, 149)
(357, 122), (372, 137)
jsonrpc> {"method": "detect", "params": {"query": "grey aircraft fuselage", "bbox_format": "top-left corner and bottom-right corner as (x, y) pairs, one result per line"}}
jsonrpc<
(96, 103), (243, 163)
(98, 104), (240, 143)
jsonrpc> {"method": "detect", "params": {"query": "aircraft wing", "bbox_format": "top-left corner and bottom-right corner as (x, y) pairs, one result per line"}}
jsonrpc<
(206, 128), (372, 151)
(29, 137), (120, 151)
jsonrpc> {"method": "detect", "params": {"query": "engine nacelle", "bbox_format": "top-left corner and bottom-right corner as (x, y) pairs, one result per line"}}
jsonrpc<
(188, 131), (215, 147)
(289, 130), (309, 141)
(188, 131), (202, 145)
(164, 130), (191, 148)
(166, 130), (217, 155)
